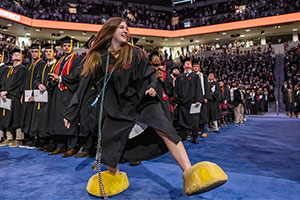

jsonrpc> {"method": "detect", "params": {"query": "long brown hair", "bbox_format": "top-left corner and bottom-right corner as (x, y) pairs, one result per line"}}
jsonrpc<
(82, 17), (134, 76)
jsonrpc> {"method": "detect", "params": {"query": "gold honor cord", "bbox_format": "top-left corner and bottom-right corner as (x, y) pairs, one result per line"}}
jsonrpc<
(131, 36), (134, 46)
(20, 50), (22, 63)
(29, 59), (41, 90)
(1, 50), (4, 63)
(51, 56), (64, 74)
(4, 65), (15, 116)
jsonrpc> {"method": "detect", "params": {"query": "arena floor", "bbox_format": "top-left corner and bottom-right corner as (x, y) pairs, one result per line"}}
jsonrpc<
(1, 115), (300, 200)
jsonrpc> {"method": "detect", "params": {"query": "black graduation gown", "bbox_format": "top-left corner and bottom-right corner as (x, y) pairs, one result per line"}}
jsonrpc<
(207, 81), (222, 121)
(0, 64), (26, 129)
(65, 47), (181, 168)
(197, 73), (212, 125)
(174, 72), (204, 130)
(30, 61), (56, 138)
(21, 59), (45, 136)
(155, 70), (173, 122)
(0, 63), (8, 90)
(50, 54), (83, 136)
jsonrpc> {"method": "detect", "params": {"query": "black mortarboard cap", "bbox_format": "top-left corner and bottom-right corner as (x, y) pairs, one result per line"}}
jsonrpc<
(182, 57), (191, 64)
(149, 50), (160, 61)
(29, 43), (40, 49)
(59, 36), (79, 44)
(83, 35), (95, 49)
(191, 59), (199, 66)
(10, 47), (22, 55)
(43, 43), (56, 49)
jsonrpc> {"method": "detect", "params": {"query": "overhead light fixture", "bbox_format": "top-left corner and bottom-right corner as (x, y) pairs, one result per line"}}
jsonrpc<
(222, 32), (226, 35)
(216, 38), (219, 40)
(275, 25), (281, 29)
(7, 23), (12, 27)
(59, 30), (64, 34)
(246, 29), (250, 32)
(180, 37), (185, 40)
(71, 36), (75, 38)
(26, 33), (31, 36)
(142, 37), (146, 39)
(162, 42), (165, 45)
(177, 42), (181, 45)
(35, 28), (41, 32)
(164, 38), (168, 41)
(292, 28), (298, 31)
(195, 40), (200, 42)
(240, 35), (245, 38)
(82, 31), (87, 35)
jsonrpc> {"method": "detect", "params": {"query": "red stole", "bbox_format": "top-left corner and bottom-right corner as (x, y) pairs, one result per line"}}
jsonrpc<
(55, 53), (76, 91)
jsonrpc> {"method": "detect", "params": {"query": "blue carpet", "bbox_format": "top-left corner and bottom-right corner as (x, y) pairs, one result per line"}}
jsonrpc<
(1, 116), (300, 200)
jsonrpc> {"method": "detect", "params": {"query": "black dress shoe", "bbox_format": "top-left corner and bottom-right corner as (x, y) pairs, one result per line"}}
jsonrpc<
(74, 151), (90, 158)
(129, 161), (142, 166)
(192, 138), (199, 144)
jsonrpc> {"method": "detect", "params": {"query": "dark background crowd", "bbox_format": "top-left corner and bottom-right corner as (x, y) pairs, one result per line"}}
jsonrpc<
(1, 0), (300, 30)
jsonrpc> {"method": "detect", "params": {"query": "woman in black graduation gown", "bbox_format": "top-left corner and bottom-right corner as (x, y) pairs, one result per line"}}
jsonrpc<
(64, 17), (227, 197)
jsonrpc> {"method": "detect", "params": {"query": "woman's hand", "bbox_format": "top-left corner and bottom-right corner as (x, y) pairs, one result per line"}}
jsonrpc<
(145, 88), (157, 97)
(64, 118), (71, 129)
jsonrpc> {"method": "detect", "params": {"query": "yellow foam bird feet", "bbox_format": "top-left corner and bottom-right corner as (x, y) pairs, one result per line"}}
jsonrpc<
(86, 171), (129, 197)
(183, 161), (228, 195)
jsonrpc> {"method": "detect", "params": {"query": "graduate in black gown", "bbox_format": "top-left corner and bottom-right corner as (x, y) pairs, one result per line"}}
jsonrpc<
(63, 18), (227, 197)
(0, 47), (8, 142)
(174, 58), (204, 144)
(192, 60), (212, 138)
(31, 43), (57, 151)
(20, 43), (46, 149)
(207, 73), (222, 133)
(48, 36), (83, 157)
(0, 48), (26, 147)
(149, 50), (173, 122)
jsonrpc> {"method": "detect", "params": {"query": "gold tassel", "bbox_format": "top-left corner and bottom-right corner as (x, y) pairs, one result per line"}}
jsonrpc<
(38, 43), (41, 58)
(68, 39), (73, 54)
(3, 109), (5, 116)
(51, 43), (54, 60)
(38, 103), (40, 110)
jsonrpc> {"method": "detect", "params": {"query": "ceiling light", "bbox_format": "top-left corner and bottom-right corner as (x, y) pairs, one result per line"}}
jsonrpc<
(240, 35), (245, 38)
(222, 32), (226, 35)
(195, 40), (200, 42)
(180, 37), (185, 40)
(142, 37), (146, 39)
(35, 28), (40, 32)
(82, 32), (87, 35)
(59, 31), (64, 34)
(216, 38), (219, 41)
(26, 33), (31, 36)
(246, 29), (250, 32)
(164, 38), (168, 41)
(162, 42), (165, 45)
(292, 28), (298, 31)
(71, 36), (75, 38)
(7, 23), (12, 27)
(177, 42), (181, 45)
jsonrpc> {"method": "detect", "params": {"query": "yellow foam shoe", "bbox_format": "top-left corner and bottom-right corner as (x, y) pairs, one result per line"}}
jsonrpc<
(86, 171), (129, 197)
(183, 161), (228, 195)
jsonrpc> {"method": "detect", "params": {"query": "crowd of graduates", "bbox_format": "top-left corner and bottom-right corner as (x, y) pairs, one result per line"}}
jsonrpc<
(1, 0), (299, 30)
(1, 34), (298, 163)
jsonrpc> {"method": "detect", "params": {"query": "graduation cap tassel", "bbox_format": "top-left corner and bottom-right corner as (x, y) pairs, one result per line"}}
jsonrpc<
(1, 50), (4, 63)
(51, 43), (54, 60)
(68, 39), (73, 54)
(38, 43), (41, 58)
(2, 109), (5, 116)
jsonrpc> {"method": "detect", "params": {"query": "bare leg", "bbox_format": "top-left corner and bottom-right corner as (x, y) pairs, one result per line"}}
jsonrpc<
(106, 165), (120, 174)
(156, 129), (191, 172)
